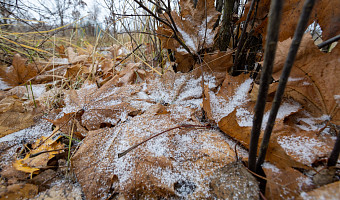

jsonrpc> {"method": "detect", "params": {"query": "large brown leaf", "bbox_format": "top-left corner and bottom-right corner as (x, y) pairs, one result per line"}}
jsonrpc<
(0, 96), (42, 137)
(240, 0), (340, 43)
(72, 104), (236, 199)
(271, 34), (340, 125)
(263, 164), (314, 200)
(0, 54), (40, 86)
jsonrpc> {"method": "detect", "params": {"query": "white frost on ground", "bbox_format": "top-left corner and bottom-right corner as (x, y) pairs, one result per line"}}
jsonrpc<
(0, 78), (10, 90)
(209, 78), (253, 122)
(0, 120), (53, 166)
(277, 135), (328, 165)
(262, 162), (280, 174)
(237, 100), (301, 129)
(131, 73), (217, 111)
(296, 112), (330, 132)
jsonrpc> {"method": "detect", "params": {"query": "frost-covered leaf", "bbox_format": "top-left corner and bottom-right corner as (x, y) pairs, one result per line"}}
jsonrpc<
(157, 0), (219, 53)
(156, 0), (222, 72)
(271, 34), (340, 125)
(218, 110), (308, 170)
(299, 181), (340, 200)
(263, 164), (314, 200)
(72, 104), (237, 199)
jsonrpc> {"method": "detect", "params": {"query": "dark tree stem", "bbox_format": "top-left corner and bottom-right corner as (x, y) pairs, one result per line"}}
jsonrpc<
(248, 0), (284, 173)
(328, 129), (340, 167)
(317, 34), (340, 49)
(232, 0), (257, 74)
(255, 0), (316, 173)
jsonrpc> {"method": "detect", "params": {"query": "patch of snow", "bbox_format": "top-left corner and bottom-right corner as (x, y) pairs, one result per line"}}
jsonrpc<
(262, 162), (280, 173)
(297, 176), (313, 190)
(277, 135), (328, 164)
(209, 78), (253, 122)
(197, 16), (214, 46)
(237, 100), (301, 129)
(176, 47), (188, 53)
(50, 57), (69, 65)
(0, 78), (10, 90)
(335, 95), (340, 104)
(288, 77), (304, 82)
(32, 84), (47, 98)
(177, 26), (197, 52)
(296, 112), (330, 132)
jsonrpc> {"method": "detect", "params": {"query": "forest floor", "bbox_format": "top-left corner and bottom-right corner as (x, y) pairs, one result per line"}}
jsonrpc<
(0, 32), (339, 200)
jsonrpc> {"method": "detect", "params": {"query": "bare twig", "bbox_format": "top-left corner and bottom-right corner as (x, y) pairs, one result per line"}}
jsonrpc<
(232, 0), (257, 74)
(248, 0), (284, 172)
(114, 44), (143, 68)
(118, 124), (211, 158)
(317, 34), (340, 49)
(255, 0), (316, 173)
(132, 0), (195, 57)
(328, 128), (340, 167)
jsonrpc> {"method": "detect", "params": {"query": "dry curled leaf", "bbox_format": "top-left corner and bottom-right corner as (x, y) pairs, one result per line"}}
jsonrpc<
(13, 136), (64, 176)
(0, 54), (40, 86)
(67, 47), (89, 64)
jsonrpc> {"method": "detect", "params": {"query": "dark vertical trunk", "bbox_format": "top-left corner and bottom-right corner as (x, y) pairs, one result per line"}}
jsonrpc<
(193, 0), (198, 8)
(217, 0), (235, 51)
(213, 0), (224, 30)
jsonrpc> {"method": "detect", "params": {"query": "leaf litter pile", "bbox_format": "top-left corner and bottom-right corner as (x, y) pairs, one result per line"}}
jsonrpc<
(0, 0), (340, 199)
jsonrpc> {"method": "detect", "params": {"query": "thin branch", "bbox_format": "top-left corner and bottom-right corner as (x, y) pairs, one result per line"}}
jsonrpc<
(255, 0), (316, 173)
(248, 0), (284, 173)
(114, 44), (143, 68)
(132, 0), (194, 57)
(118, 124), (211, 158)
(317, 34), (340, 49)
(232, 0), (257, 74)
(328, 128), (340, 167)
